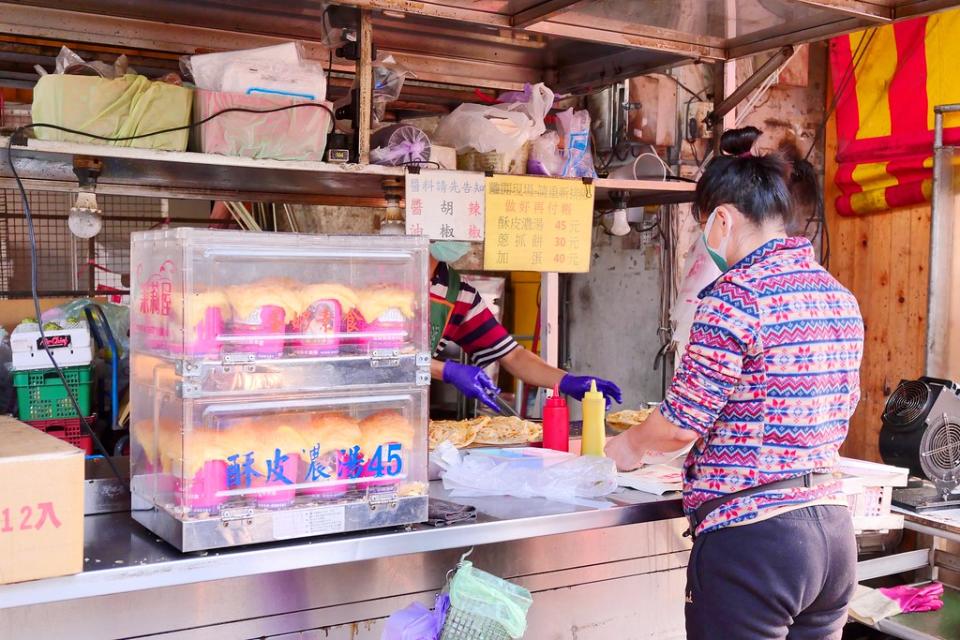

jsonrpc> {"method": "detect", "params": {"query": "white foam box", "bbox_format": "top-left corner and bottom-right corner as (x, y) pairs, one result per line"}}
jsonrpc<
(11, 322), (93, 370)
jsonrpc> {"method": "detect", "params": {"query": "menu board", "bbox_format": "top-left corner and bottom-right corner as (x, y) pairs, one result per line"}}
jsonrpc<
(483, 175), (594, 272)
(405, 170), (485, 241)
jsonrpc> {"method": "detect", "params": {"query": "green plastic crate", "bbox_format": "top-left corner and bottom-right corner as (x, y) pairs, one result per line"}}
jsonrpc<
(13, 365), (93, 421)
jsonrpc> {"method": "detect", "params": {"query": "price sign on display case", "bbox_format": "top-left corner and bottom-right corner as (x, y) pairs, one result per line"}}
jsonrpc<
(405, 170), (485, 241)
(484, 175), (594, 272)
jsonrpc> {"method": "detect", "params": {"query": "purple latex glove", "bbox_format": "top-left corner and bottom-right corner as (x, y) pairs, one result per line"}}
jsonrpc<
(879, 582), (945, 614)
(443, 362), (501, 413)
(382, 602), (442, 640)
(559, 374), (623, 408)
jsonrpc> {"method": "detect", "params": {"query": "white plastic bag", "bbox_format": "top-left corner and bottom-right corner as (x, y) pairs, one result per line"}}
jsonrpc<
(433, 82), (554, 155)
(528, 131), (563, 176)
(555, 108), (595, 178)
(185, 42), (302, 92)
(431, 443), (618, 508)
(670, 235), (722, 367)
(370, 124), (431, 166)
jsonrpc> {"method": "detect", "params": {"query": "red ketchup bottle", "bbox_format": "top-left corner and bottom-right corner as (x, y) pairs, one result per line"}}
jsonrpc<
(542, 385), (570, 452)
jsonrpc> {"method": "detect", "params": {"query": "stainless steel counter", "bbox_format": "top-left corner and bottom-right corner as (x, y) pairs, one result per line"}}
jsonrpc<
(0, 482), (683, 611)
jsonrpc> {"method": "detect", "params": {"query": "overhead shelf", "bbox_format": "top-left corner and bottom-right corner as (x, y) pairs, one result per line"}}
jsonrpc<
(0, 138), (696, 207)
(0, 1), (949, 93)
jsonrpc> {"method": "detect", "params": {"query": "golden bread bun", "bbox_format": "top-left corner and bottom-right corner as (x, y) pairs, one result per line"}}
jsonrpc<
(356, 285), (416, 322)
(359, 410), (414, 454)
(309, 413), (362, 454)
(226, 280), (302, 320)
(179, 290), (232, 324)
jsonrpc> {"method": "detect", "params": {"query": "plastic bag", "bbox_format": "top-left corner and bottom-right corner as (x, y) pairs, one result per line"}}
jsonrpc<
(221, 59), (327, 102)
(195, 90), (332, 161)
(54, 46), (129, 78)
(382, 596), (448, 640)
(448, 561), (532, 639)
(670, 235), (722, 368)
(431, 444), (618, 507)
(433, 82), (554, 155)
(555, 108), (596, 178)
(373, 58), (414, 123)
(32, 74), (193, 151)
(528, 131), (563, 176)
(42, 299), (130, 357)
(370, 124), (431, 166)
(183, 42), (302, 91)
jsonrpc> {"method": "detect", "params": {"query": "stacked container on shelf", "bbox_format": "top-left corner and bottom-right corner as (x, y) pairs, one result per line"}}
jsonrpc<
(129, 229), (431, 552)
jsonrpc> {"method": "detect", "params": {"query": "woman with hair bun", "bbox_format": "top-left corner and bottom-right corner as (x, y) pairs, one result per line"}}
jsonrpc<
(720, 126), (823, 238)
(606, 142), (864, 639)
(719, 125), (762, 157)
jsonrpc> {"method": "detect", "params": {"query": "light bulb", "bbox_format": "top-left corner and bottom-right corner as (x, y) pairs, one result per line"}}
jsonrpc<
(608, 208), (631, 236)
(68, 192), (102, 238)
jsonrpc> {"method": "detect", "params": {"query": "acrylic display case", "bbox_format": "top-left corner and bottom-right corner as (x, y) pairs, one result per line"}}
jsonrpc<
(129, 230), (430, 551)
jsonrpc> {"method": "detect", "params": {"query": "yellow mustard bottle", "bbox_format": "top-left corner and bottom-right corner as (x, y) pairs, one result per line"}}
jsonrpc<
(580, 380), (606, 456)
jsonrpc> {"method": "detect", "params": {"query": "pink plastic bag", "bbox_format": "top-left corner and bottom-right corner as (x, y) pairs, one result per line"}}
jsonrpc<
(195, 90), (332, 161)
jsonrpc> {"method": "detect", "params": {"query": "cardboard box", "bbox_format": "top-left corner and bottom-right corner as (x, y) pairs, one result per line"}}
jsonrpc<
(0, 416), (83, 585)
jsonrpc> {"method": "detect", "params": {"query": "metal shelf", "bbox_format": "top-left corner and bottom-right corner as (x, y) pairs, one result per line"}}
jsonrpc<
(0, 137), (696, 206)
(0, 137), (403, 206)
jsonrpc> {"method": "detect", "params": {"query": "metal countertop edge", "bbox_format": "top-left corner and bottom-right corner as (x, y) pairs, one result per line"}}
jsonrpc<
(0, 497), (683, 609)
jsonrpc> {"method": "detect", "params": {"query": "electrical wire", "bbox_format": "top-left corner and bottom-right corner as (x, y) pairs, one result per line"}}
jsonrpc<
(805, 27), (877, 162)
(6, 138), (121, 479)
(798, 29), (876, 266)
(322, 4), (335, 82)
(662, 72), (707, 102)
(4, 101), (340, 479)
(632, 148), (672, 181)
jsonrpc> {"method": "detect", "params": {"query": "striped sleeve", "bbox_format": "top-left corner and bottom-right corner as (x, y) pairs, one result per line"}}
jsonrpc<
(447, 287), (519, 368)
(661, 281), (760, 437)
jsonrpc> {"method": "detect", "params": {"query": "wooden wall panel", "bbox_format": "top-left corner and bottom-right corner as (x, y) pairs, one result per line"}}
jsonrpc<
(825, 108), (932, 462)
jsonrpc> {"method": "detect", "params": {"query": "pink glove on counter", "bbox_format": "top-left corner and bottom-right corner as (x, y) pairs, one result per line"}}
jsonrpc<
(878, 582), (945, 614)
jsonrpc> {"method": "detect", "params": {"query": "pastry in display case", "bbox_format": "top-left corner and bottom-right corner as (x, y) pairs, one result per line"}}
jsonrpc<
(129, 230), (430, 551)
(131, 229), (429, 368)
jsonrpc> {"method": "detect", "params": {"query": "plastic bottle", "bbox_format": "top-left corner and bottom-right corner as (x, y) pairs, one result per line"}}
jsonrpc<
(542, 385), (570, 452)
(580, 380), (606, 457)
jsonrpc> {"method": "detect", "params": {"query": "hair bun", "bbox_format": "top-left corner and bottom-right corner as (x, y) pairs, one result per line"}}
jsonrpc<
(720, 126), (762, 157)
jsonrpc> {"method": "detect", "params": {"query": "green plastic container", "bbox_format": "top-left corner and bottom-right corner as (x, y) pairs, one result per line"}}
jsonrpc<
(13, 365), (93, 421)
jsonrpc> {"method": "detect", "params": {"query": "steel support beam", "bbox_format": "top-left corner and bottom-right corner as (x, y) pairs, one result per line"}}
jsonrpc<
(318, 0), (511, 27)
(726, 16), (867, 59)
(895, 0), (960, 20)
(793, 0), (893, 21)
(0, 3), (311, 55)
(526, 21), (725, 60)
(709, 46), (794, 127)
(512, 0), (587, 29)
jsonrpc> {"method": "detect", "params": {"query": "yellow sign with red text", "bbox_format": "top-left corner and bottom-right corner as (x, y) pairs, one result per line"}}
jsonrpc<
(483, 175), (594, 273)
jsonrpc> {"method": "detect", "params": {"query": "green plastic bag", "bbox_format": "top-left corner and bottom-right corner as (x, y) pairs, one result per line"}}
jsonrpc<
(448, 561), (532, 639)
(32, 74), (193, 151)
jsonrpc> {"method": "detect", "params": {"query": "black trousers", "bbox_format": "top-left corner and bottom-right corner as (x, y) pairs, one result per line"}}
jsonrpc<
(685, 505), (857, 640)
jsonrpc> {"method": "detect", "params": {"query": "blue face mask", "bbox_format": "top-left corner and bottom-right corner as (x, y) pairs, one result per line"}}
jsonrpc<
(429, 241), (471, 263)
(702, 209), (731, 272)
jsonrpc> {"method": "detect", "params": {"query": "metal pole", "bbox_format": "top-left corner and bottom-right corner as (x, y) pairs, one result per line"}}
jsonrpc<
(926, 104), (960, 377)
(357, 9), (373, 164)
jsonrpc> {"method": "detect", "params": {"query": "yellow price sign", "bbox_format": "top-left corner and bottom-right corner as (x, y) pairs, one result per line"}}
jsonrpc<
(483, 175), (594, 272)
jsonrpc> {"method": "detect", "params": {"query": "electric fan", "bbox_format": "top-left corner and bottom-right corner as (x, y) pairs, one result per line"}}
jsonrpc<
(880, 377), (960, 512)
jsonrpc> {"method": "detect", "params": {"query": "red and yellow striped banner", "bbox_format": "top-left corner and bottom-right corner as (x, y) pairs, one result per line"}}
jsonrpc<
(831, 7), (960, 215)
